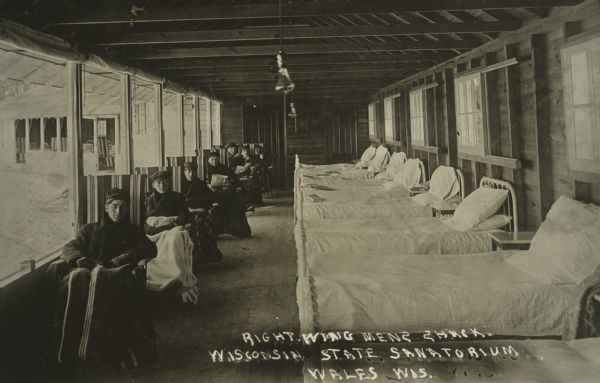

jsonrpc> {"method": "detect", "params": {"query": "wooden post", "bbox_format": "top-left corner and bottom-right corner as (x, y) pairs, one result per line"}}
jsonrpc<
(121, 74), (133, 174)
(193, 95), (201, 155)
(205, 98), (213, 148)
(531, 34), (554, 224)
(178, 94), (185, 155)
(283, 93), (288, 191)
(504, 43), (526, 229)
(67, 62), (84, 232)
(155, 84), (164, 166)
(443, 67), (458, 167)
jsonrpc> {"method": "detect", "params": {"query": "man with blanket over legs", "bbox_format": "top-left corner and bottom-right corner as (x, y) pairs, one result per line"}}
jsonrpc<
(145, 170), (222, 296)
(47, 188), (159, 368)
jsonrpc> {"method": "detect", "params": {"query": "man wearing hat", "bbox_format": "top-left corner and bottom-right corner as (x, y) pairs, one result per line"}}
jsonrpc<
(206, 151), (241, 191)
(226, 142), (244, 170)
(48, 188), (159, 367)
(60, 187), (157, 269)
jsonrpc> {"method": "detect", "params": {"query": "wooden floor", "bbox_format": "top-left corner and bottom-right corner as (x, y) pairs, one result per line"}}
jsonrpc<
(48, 192), (303, 383)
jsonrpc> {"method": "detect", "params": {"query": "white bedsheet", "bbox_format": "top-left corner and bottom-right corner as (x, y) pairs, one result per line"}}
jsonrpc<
(301, 217), (493, 256)
(297, 251), (577, 336)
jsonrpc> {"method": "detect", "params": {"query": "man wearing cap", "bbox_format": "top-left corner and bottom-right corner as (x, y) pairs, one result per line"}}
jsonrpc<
(49, 188), (158, 367)
(60, 188), (157, 270)
(226, 142), (244, 170)
(206, 151), (240, 191)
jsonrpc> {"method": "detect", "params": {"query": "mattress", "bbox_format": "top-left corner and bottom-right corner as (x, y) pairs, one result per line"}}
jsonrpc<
(297, 251), (577, 336)
(300, 217), (493, 257)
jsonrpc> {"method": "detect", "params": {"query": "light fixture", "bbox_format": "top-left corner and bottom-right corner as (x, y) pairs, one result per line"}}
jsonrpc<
(274, 0), (294, 94)
(288, 102), (297, 118)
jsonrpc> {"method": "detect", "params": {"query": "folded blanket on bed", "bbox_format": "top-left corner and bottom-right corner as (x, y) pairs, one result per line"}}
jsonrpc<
(564, 265), (600, 340)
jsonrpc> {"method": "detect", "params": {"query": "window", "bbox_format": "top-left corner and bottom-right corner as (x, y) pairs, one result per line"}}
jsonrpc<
(15, 119), (26, 163)
(561, 36), (600, 174)
(384, 97), (395, 141)
(163, 90), (183, 157)
(183, 95), (197, 156)
(409, 90), (425, 147)
(43, 118), (57, 151)
(199, 97), (212, 149)
(368, 102), (376, 138)
(454, 73), (485, 156)
(211, 101), (222, 146)
(28, 118), (41, 150)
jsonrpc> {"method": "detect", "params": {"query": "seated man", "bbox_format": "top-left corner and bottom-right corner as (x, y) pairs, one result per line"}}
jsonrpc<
(226, 142), (244, 171)
(206, 151), (241, 191)
(182, 161), (225, 235)
(48, 188), (158, 368)
(236, 145), (263, 205)
(205, 153), (252, 237)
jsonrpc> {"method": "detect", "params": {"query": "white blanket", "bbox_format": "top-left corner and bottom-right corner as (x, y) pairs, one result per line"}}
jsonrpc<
(146, 217), (197, 291)
(298, 251), (577, 336)
(301, 217), (493, 256)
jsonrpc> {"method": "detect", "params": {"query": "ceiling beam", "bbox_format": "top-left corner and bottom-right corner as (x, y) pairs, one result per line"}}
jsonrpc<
(128, 41), (478, 60)
(92, 21), (521, 46)
(46, 0), (581, 26)
(141, 53), (447, 69)
(166, 63), (428, 77)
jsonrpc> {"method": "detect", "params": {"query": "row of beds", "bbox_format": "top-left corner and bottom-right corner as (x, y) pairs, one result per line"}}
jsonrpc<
(293, 150), (600, 383)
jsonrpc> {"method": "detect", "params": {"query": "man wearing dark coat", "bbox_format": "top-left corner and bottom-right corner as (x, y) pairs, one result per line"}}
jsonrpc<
(48, 188), (158, 369)
(206, 151), (241, 191)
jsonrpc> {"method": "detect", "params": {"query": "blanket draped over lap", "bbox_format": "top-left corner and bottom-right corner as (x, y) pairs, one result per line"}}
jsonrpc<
(56, 265), (158, 368)
(145, 216), (197, 291)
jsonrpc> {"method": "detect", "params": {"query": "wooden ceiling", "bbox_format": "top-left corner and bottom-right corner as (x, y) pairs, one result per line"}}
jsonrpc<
(1, 0), (582, 104)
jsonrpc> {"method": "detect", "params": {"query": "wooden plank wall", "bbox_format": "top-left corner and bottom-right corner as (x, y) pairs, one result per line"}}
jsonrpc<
(221, 101), (244, 144)
(374, 0), (600, 230)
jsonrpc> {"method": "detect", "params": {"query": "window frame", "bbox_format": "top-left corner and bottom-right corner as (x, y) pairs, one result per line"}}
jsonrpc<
(561, 35), (600, 175)
(383, 95), (400, 142)
(368, 102), (376, 139)
(454, 72), (487, 157)
(409, 89), (426, 147)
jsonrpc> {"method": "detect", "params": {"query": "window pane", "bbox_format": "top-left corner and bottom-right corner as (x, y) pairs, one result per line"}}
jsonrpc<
(83, 65), (124, 174)
(183, 95), (197, 156)
(132, 77), (159, 167)
(0, 44), (71, 278)
(571, 52), (591, 105)
(573, 106), (595, 159)
(163, 90), (182, 157)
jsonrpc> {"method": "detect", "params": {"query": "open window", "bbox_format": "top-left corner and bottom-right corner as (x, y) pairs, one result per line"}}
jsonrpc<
(561, 35), (600, 174)
(454, 72), (485, 156)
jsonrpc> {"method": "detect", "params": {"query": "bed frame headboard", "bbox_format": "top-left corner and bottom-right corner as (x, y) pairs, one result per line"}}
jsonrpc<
(456, 169), (465, 202)
(416, 158), (427, 184)
(479, 176), (518, 233)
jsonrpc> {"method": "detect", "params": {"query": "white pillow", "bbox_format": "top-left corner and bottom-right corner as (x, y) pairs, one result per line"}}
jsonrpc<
(357, 145), (377, 168)
(367, 146), (390, 172)
(429, 166), (459, 201)
(546, 195), (600, 228)
(452, 187), (509, 229)
(472, 214), (511, 231)
(507, 219), (600, 284)
(393, 158), (422, 189)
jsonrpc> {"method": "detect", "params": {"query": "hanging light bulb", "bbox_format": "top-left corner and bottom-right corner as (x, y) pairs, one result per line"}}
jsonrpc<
(288, 102), (297, 118)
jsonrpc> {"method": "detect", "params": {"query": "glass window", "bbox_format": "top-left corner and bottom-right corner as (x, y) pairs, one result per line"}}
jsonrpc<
(384, 97), (395, 141)
(211, 101), (221, 146)
(132, 77), (160, 167)
(83, 65), (125, 174)
(183, 95), (197, 156)
(0, 43), (71, 279)
(163, 90), (183, 157)
(410, 90), (425, 147)
(454, 73), (485, 156)
(562, 36), (600, 174)
(368, 102), (376, 138)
